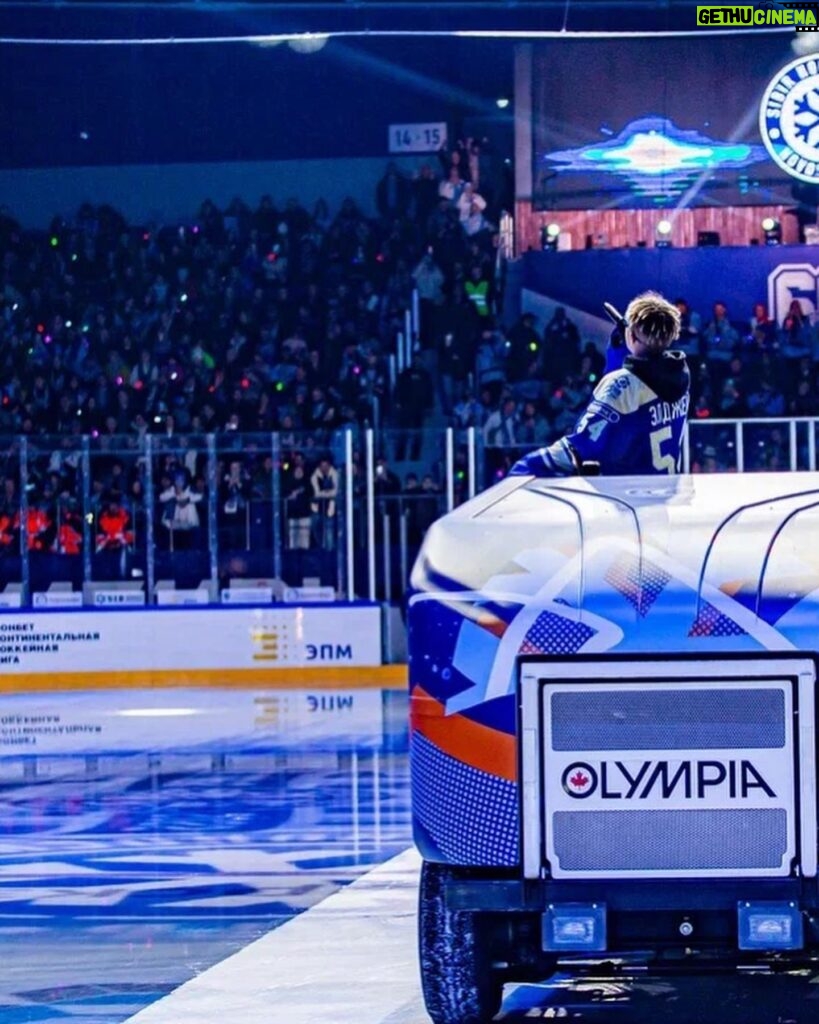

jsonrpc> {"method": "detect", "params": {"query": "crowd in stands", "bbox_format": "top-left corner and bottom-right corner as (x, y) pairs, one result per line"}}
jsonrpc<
(0, 142), (504, 577)
(467, 297), (819, 477)
(2, 145), (819, 579)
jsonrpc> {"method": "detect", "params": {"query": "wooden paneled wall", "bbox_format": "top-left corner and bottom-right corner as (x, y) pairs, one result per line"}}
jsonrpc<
(514, 202), (800, 254)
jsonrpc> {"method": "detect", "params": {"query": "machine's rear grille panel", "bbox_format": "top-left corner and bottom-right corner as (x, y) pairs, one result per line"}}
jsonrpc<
(553, 809), (788, 871)
(551, 688), (785, 751)
(541, 678), (797, 879)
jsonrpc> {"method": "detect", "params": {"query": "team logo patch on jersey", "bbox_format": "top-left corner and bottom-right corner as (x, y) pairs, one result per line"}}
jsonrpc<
(593, 371), (647, 415)
(585, 400), (620, 424)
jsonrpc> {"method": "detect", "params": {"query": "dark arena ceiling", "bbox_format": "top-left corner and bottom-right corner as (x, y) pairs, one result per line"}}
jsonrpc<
(0, 2), (716, 39)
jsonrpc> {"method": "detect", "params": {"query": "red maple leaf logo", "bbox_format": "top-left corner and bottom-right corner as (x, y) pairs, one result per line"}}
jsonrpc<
(570, 770), (589, 789)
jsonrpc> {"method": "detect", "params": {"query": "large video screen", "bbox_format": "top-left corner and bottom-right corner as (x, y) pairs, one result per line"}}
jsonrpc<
(532, 36), (802, 210)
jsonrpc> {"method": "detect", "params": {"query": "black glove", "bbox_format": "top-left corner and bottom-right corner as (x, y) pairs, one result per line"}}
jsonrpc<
(609, 325), (624, 349)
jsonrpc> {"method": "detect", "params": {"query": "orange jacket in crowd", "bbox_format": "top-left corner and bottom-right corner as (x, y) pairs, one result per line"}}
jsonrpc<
(57, 521), (82, 555)
(27, 508), (51, 551)
(0, 510), (54, 551)
(0, 512), (17, 548)
(96, 506), (134, 551)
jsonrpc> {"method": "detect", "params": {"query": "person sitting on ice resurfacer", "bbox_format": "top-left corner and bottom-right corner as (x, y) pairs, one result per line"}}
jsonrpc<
(509, 291), (689, 477)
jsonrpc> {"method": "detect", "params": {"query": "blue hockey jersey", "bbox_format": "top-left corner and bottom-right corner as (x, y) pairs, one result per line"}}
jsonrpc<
(510, 350), (690, 477)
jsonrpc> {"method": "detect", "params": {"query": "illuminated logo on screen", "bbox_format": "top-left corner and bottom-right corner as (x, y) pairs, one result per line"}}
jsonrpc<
(542, 116), (767, 197)
(760, 56), (819, 184)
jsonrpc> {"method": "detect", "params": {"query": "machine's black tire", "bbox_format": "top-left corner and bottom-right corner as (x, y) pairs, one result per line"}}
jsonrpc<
(418, 860), (504, 1024)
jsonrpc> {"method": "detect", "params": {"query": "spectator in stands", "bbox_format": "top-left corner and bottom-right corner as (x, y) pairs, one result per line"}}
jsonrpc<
(483, 396), (519, 448)
(438, 166), (465, 204)
(703, 301), (740, 363)
(437, 141), (459, 176)
(456, 183), (485, 225)
(130, 348), (158, 393)
(395, 353), (432, 460)
(516, 400), (550, 447)
(717, 376), (747, 418)
(310, 455), (338, 550)
(792, 356), (815, 403)
(464, 138), (491, 197)
(96, 495), (133, 552)
(413, 164), (440, 226)
(475, 325), (507, 400)
(438, 331), (468, 418)
(550, 375), (593, 435)
(749, 302), (778, 352)
(542, 307), (580, 384)
(413, 249), (445, 306)
(673, 298), (702, 360)
(374, 456), (401, 497)
(579, 342), (604, 383)
(412, 250), (445, 345)
(0, 478), (18, 553)
(25, 500), (53, 552)
(691, 444), (720, 474)
(159, 469), (202, 550)
(56, 500), (83, 556)
(453, 390), (486, 430)
(505, 312), (539, 383)
(284, 452), (313, 551)
(465, 264), (493, 319)
(376, 162), (412, 223)
(781, 298), (813, 362)
(747, 377), (786, 418)
(790, 378), (816, 417)
(219, 459), (251, 550)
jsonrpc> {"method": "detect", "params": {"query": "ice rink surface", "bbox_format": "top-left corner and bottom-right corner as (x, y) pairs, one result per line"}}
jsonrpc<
(0, 686), (410, 1023)
(121, 842), (819, 1024)
(3, 685), (819, 1024)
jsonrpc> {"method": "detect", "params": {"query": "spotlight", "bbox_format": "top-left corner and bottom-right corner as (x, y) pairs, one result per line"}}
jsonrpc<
(496, 97), (510, 109)
(762, 217), (782, 245)
(287, 33), (329, 53)
(542, 222), (561, 251)
(655, 220), (673, 248)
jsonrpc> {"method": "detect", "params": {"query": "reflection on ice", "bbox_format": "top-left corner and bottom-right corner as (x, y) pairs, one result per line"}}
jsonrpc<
(0, 687), (410, 1023)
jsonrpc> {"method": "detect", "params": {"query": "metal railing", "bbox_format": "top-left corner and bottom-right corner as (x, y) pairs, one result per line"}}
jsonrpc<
(0, 418), (817, 606)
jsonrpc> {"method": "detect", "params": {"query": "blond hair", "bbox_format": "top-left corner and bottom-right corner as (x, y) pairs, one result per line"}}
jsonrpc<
(625, 291), (681, 352)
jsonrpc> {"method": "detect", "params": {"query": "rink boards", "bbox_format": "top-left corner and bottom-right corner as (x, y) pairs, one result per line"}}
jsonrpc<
(0, 602), (400, 691)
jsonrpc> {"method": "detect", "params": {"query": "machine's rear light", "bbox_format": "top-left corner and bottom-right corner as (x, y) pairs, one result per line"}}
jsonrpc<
(738, 901), (803, 950)
(542, 903), (606, 952)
